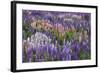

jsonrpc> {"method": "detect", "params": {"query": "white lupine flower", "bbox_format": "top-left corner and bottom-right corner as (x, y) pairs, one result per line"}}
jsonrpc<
(27, 32), (51, 49)
(27, 37), (30, 43)
(31, 35), (35, 41)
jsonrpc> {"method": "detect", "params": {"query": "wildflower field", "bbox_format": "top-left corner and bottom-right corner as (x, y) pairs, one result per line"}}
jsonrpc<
(22, 10), (91, 62)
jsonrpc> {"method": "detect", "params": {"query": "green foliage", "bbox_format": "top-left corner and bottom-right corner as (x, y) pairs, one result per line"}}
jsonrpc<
(23, 23), (33, 39)
(65, 31), (74, 41)
(51, 29), (58, 40)
(51, 29), (65, 45)
(79, 50), (91, 60)
(79, 50), (86, 60)
(58, 33), (65, 45)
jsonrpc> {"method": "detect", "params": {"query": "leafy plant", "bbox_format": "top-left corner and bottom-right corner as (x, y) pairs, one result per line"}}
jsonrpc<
(23, 23), (33, 39)
(65, 31), (74, 41)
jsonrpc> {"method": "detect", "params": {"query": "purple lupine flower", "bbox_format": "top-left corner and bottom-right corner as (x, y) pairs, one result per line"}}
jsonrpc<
(71, 52), (79, 60)
(50, 44), (57, 55)
(71, 40), (80, 53)
(62, 44), (71, 60)
(65, 54), (71, 60)
(81, 40), (90, 53)
(63, 45), (70, 54)
(27, 48), (33, 62)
